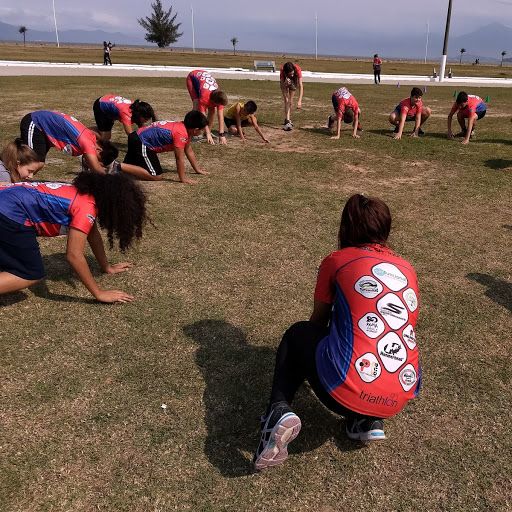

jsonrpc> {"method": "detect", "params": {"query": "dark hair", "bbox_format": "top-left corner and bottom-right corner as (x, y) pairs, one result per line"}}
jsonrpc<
(244, 100), (257, 114)
(456, 91), (468, 104)
(97, 140), (119, 166)
(343, 108), (354, 124)
(374, 54), (378, 58)
(210, 90), (228, 106)
(73, 172), (147, 252)
(130, 99), (156, 126)
(338, 194), (391, 249)
(0, 138), (39, 182)
(283, 62), (299, 87)
(184, 110), (208, 129)
(410, 87), (423, 98)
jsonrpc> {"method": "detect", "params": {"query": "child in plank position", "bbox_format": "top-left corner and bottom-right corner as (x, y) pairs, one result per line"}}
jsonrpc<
(0, 172), (147, 303)
(93, 95), (156, 140)
(389, 87), (431, 140)
(20, 110), (117, 174)
(224, 101), (269, 143)
(447, 92), (487, 144)
(0, 139), (40, 183)
(123, 111), (209, 185)
(327, 86), (362, 139)
(186, 69), (228, 145)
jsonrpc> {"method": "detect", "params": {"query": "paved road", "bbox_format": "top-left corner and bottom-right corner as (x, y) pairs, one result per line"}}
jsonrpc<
(1, 60), (511, 87)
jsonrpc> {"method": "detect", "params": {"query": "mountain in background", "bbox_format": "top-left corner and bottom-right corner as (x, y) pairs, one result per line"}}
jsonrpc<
(0, 19), (510, 62)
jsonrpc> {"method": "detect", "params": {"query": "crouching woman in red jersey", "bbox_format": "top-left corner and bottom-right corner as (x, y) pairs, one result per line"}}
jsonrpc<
(0, 172), (147, 303)
(254, 194), (421, 470)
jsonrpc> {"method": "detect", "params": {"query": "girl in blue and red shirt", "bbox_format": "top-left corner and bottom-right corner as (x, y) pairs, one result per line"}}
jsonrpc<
(254, 194), (421, 470)
(0, 172), (147, 303)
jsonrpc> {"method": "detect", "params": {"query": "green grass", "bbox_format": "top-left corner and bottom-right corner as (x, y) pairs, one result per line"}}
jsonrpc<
(0, 74), (511, 511)
(1, 42), (512, 78)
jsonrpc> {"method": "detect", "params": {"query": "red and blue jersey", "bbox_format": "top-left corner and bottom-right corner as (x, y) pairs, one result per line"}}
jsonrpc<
(186, 70), (223, 113)
(31, 111), (98, 157)
(137, 121), (189, 153)
(0, 182), (96, 237)
(332, 87), (360, 119)
(98, 94), (133, 128)
(395, 97), (423, 118)
(449, 95), (486, 116)
(314, 244), (421, 418)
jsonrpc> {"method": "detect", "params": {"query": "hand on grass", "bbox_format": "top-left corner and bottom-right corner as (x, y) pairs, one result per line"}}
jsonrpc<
(297, 101), (302, 110)
(219, 135), (227, 145)
(262, 138), (270, 143)
(95, 289), (134, 303)
(461, 139), (469, 145)
(206, 135), (215, 145)
(181, 177), (197, 185)
(195, 168), (209, 175)
(393, 133), (402, 140)
(447, 131), (455, 139)
(330, 135), (340, 140)
(105, 262), (133, 274)
(352, 133), (360, 139)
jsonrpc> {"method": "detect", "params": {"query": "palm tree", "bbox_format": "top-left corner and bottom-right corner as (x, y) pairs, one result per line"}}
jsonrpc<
(501, 50), (507, 67)
(18, 26), (27, 46)
(459, 48), (466, 64)
(230, 37), (238, 56)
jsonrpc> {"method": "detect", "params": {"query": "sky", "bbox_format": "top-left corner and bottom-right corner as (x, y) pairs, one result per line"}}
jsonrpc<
(1, 0), (512, 55)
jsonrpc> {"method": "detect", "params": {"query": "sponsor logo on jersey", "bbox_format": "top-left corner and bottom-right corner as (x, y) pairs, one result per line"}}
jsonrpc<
(354, 275), (383, 299)
(402, 324), (417, 350)
(372, 263), (408, 291)
(377, 333), (407, 373)
(355, 352), (381, 383)
(399, 364), (417, 391)
(377, 293), (408, 329)
(357, 312), (385, 339)
(86, 214), (96, 224)
(359, 390), (398, 408)
(403, 288), (418, 312)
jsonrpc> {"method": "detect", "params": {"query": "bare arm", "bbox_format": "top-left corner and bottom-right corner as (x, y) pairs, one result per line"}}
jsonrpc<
(331, 117), (342, 140)
(205, 107), (215, 144)
(184, 143), (208, 175)
(447, 111), (455, 138)
(310, 300), (331, 328)
(66, 227), (133, 302)
(123, 123), (133, 136)
(174, 147), (196, 184)
(217, 108), (227, 145)
(250, 115), (269, 143)
(352, 110), (360, 138)
(462, 113), (477, 144)
(235, 105), (245, 141)
(83, 153), (106, 173)
(297, 79), (304, 109)
(411, 111), (421, 136)
(393, 111), (407, 139)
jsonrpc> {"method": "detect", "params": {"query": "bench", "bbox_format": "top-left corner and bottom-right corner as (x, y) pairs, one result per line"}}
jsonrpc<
(254, 60), (276, 72)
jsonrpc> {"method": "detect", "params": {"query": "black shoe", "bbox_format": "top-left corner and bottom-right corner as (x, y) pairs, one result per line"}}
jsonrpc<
(393, 126), (399, 134)
(418, 128), (425, 136)
(253, 401), (301, 470)
(346, 418), (386, 441)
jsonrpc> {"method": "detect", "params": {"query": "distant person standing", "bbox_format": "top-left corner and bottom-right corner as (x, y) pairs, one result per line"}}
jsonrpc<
(103, 41), (112, 66)
(373, 54), (382, 84)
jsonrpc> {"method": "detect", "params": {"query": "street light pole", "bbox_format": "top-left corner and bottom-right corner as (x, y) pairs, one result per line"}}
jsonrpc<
(52, 0), (60, 48)
(439, 0), (453, 82)
(191, 5), (195, 53)
(315, 12), (318, 60)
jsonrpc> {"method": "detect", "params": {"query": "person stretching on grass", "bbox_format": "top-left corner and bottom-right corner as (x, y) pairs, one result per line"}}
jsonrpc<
(447, 91), (487, 145)
(0, 172), (147, 303)
(0, 139), (40, 183)
(389, 87), (431, 140)
(93, 95), (156, 140)
(20, 110), (117, 174)
(253, 194), (421, 470)
(327, 86), (363, 140)
(280, 62), (304, 131)
(186, 69), (228, 145)
(224, 100), (269, 143)
(123, 111), (209, 184)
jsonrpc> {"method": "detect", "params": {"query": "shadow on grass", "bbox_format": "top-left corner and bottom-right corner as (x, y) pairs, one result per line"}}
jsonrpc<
(472, 138), (512, 146)
(367, 128), (395, 137)
(484, 159), (512, 170)
(184, 319), (362, 478)
(0, 291), (28, 307)
(503, 225), (512, 231)
(466, 273), (512, 313)
(299, 126), (331, 136)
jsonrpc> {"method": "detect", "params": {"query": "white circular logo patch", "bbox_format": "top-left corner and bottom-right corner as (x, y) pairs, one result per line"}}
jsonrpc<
(403, 288), (418, 312)
(377, 293), (409, 329)
(402, 324), (417, 350)
(377, 332), (407, 373)
(354, 275), (383, 299)
(355, 352), (382, 383)
(372, 263), (408, 291)
(358, 312), (385, 339)
(399, 364), (417, 391)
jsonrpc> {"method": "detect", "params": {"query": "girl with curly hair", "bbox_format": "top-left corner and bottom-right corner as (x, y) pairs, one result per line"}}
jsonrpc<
(0, 172), (147, 303)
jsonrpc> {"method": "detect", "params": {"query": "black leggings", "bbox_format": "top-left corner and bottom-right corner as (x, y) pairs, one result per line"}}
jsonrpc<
(374, 70), (381, 84)
(269, 321), (380, 421)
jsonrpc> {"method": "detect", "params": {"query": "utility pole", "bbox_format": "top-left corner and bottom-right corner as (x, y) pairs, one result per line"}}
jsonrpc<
(315, 12), (318, 60)
(52, 0), (60, 48)
(439, 0), (453, 82)
(191, 5), (195, 53)
(424, 20), (430, 64)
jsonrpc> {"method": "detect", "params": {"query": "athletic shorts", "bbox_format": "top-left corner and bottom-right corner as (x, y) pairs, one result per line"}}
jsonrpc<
(93, 98), (115, 132)
(393, 108), (416, 122)
(461, 108), (486, 120)
(123, 132), (162, 176)
(20, 113), (52, 163)
(224, 117), (250, 128)
(0, 213), (45, 281)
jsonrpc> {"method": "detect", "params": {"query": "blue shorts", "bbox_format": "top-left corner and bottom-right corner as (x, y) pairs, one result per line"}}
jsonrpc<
(0, 213), (45, 281)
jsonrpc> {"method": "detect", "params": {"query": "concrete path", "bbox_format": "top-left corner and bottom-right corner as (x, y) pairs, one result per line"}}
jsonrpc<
(1, 60), (511, 87)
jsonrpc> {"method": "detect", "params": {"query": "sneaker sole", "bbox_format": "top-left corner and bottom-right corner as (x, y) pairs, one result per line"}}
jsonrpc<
(254, 413), (301, 470)
(346, 428), (386, 442)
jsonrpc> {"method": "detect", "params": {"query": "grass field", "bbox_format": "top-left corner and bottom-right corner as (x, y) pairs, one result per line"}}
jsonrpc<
(1, 42), (512, 79)
(0, 73), (511, 511)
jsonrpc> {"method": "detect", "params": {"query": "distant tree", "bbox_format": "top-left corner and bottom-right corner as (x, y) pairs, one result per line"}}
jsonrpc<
(459, 48), (466, 64)
(501, 50), (507, 67)
(18, 26), (27, 46)
(230, 37), (238, 55)
(138, 0), (182, 48)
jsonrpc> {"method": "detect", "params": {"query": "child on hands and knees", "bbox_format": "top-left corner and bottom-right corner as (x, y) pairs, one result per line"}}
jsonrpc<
(447, 91), (487, 145)
(0, 172), (147, 303)
(327, 86), (363, 140)
(0, 139), (41, 183)
(253, 194), (421, 471)
(224, 101), (269, 143)
(123, 111), (209, 185)
(186, 69), (228, 145)
(389, 87), (431, 140)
